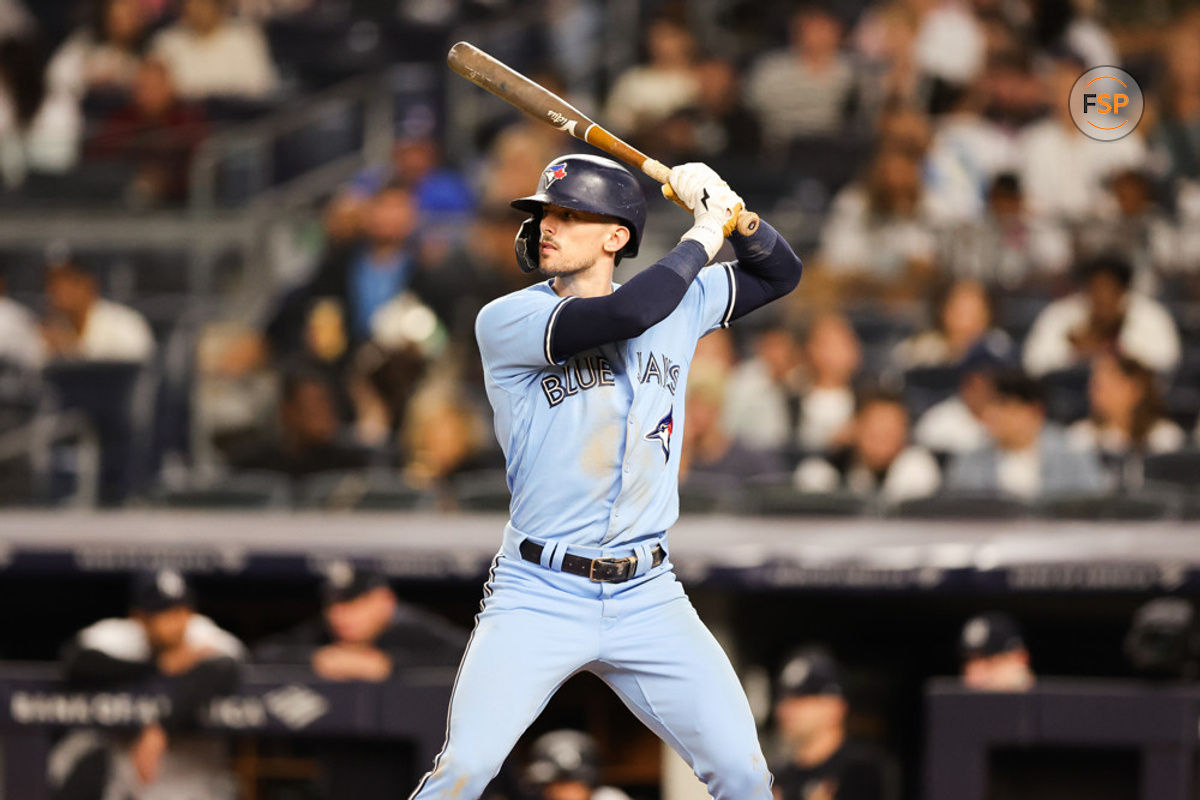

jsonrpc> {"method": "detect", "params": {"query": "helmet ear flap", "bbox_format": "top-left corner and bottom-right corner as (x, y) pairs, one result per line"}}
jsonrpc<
(515, 216), (540, 273)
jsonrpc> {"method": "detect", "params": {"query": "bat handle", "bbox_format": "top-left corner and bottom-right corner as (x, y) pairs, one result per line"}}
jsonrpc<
(644, 159), (760, 237)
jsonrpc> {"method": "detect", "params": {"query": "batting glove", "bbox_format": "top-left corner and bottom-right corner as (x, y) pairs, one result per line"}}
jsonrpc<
(669, 163), (745, 260)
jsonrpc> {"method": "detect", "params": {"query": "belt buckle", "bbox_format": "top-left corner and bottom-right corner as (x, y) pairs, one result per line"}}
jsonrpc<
(589, 556), (634, 583)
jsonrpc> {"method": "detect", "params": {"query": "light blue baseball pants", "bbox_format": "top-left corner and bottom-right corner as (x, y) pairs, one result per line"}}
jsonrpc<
(408, 528), (773, 800)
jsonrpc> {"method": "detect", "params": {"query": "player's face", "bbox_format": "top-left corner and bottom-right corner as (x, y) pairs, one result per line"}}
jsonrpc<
(138, 606), (192, 652)
(775, 695), (847, 744)
(537, 205), (627, 276)
(325, 587), (396, 645)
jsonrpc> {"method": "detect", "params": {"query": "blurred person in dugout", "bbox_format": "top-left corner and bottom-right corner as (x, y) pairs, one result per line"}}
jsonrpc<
(946, 369), (1106, 499)
(770, 647), (897, 800)
(793, 389), (940, 504)
(254, 560), (466, 678)
(50, 569), (244, 800)
(253, 565), (467, 796)
(1022, 255), (1180, 378)
(520, 730), (632, 800)
(41, 248), (155, 362)
(959, 612), (1035, 692)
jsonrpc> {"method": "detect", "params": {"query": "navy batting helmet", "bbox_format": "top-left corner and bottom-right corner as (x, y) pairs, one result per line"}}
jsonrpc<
(523, 729), (599, 787)
(511, 154), (646, 273)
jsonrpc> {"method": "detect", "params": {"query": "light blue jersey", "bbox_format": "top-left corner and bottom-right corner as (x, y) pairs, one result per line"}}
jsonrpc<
(476, 263), (736, 547)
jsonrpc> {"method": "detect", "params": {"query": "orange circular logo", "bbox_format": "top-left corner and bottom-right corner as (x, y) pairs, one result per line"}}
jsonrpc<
(1069, 66), (1144, 142)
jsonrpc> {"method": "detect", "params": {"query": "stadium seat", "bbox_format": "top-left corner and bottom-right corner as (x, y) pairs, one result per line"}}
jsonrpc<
(452, 470), (512, 512)
(1040, 367), (1090, 424)
(902, 365), (961, 418)
(1038, 492), (1174, 521)
(1143, 451), (1200, 490)
(888, 492), (1029, 519)
(739, 476), (869, 517)
(299, 470), (432, 511)
(149, 471), (292, 508)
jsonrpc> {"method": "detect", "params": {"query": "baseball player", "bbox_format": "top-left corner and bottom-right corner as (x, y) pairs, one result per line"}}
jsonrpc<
(409, 154), (803, 800)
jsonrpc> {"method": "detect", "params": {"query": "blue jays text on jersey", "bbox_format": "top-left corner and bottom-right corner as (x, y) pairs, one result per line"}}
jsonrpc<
(474, 262), (736, 547)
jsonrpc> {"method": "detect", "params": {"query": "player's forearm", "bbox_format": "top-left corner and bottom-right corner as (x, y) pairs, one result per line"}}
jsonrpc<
(549, 240), (708, 363)
(728, 221), (803, 320)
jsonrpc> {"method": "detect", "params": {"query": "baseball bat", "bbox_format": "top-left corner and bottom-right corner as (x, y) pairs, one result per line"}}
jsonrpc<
(447, 41), (759, 236)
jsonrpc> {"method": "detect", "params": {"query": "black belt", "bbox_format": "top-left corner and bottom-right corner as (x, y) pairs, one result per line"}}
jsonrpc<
(519, 539), (665, 583)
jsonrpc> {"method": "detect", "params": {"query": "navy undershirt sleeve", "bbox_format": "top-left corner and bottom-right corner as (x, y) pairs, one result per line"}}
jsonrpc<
(727, 221), (804, 321)
(548, 239), (709, 364)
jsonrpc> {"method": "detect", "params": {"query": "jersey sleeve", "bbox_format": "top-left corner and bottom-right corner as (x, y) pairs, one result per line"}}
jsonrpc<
(689, 261), (737, 339)
(475, 289), (573, 386)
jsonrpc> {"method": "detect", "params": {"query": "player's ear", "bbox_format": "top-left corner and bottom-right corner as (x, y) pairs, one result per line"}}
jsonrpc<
(602, 224), (630, 256)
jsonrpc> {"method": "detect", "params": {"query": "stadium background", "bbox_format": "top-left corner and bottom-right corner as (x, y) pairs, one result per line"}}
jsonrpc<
(1, 0), (1200, 798)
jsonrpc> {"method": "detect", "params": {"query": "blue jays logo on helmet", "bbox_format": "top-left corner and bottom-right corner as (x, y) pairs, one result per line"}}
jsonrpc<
(544, 162), (568, 188)
(644, 407), (674, 461)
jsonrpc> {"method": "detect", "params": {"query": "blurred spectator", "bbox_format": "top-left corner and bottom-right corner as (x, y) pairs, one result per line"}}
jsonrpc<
(255, 561), (465, 676)
(410, 203), (529, 343)
(1079, 168), (1183, 295)
(53, 569), (242, 798)
(771, 646), (896, 800)
(522, 729), (633, 800)
(86, 58), (208, 206)
(0, 273), (43, 369)
(798, 313), (862, 453)
(225, 365), (372, 477)
(959, 611), (1034, 691)
(266, 181), (420, 358)
(42, 256), (155, 362)
(1033, 0), (1118, 68)
(746, 6), (857, 152)
(851, 2), (925, 121)
(150, 0), (278, 99)
(46, 0), (148, 100)
(794, 390), (941, 503)
(913, 333), (1015, 455)
(603, 16), (699, 143)
(1017, 57), (1145, 222)
(680, 366), (783, 485)
(0, 37), (81, 186)
(939, 171), (1072, 289)
(1150, 27), (1200, 184)
(893, 279), (1008, 369)
(400, 380), (491, 497)
(1022, 255), (1181, 377)
(476, 121), (569, 208)
(0, 0), (32, 41)
(722, 322), (806, 453)
(351, 106), (475, 233)
(922, 85), (1016, 223)
(913, 0), (986, 87)
(946, 369), (1106, 498)
(688, 57), (762, 159)
(818, 149), (936, 288)
(1067, 353), (1185, 484)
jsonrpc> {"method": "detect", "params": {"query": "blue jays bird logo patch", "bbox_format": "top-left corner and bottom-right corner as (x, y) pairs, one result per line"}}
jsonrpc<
(544, 162), (568, 188)
(645, 408), (674, 461)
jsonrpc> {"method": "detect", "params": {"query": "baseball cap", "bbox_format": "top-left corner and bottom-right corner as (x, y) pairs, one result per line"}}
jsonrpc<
(321, 560), (389, 605)
(130, 569), (194, 614)
(777, 647), (843, 698)
(524, 729), (599, 787)
(960, 612), (1025, 659)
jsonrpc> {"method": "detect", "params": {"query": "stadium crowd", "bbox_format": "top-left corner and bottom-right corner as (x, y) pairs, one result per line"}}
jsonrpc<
(2, 0), (1198, 514)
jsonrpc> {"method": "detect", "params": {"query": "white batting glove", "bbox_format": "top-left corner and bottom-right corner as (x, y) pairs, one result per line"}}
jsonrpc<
(668, 163), (745, 261)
